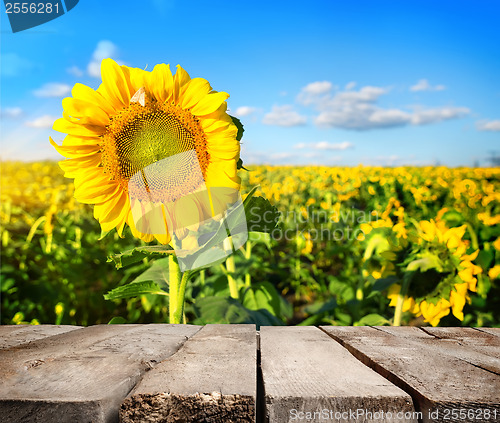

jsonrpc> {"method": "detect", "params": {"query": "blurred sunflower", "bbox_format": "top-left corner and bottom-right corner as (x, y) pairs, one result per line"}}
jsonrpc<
(51, 59), (240, 244)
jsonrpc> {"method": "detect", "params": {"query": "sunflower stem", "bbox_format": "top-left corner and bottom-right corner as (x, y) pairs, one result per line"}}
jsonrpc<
(174, 270), (192, 324)
(244, 241), (252, 288)
(168, 254), (181, 323)
(393, 277), (410, 326)
(223, 237), (239, 299)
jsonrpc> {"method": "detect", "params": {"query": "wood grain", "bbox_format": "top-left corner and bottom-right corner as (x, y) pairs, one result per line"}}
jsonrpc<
(120, 324), (257, 423)
(322, 326), (500, 423)
(0, 324), (200, 423)
(261, 326), (415, 422)
(0, 325), (82, 350)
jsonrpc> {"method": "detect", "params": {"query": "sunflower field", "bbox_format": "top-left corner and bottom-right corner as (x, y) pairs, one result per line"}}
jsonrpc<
(1, 161), (499, 327)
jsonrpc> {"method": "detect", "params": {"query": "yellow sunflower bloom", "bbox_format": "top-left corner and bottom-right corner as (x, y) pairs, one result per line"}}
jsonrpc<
(489, 265), (500, 280)
(449, 282), (469, 321)
(51, 59), (240, 244)
(387, 284), (419, 314)
(418, 298), (450, 327)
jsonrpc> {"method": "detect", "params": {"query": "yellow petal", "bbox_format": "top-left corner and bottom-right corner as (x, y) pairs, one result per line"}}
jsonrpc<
(53, 117), (105, 137)
(58, 155), (101, 178)
(173, 65), (191, 103)
(149, 63), (174, 103)
(180, 77), (212, 110)
(61, 134), (101, 147)
(191, 92), (229, 116)
(74, 176), (120, 204)
(100, 58), (132, 109)
(71, 83), (116, 116)
(461, 249), (479, 261)
(94, 190), (129, 229)
(124, 67), (148, 91)
(62, 97), (110, 126)
(50, 137), (100, 159)
(127, 212), (155, 243)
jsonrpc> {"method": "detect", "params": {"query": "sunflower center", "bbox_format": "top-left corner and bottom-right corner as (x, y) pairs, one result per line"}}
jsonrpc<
(101, 101), (209, 202)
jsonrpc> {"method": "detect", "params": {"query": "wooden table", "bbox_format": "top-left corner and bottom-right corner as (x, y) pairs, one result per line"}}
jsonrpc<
(1, 325), (499, 422)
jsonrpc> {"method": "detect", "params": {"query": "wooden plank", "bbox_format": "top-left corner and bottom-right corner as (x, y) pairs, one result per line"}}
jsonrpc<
(0, 325), (82, 350)
(377, 326), (500, 365)
(260, 326), (416, 423)
(0, 324), (200, 423)
(476, 327), (500, 338)
(375, 326), (436, 339)
(424, 327), (500, 360)
(322, 326), (500, 423)
(120, 324), (256, 423)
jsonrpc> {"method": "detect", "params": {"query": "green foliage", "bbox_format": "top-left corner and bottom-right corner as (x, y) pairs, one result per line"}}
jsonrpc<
(1, 162), (499, 328)
(104, 281), (168, 300)
(192, 296), (283, 327)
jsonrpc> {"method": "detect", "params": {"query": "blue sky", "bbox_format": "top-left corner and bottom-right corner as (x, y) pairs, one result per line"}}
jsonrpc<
(1, 0), (499, 166)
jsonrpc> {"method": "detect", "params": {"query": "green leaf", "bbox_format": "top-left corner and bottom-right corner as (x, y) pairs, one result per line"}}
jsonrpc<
(406, 253), (443, 272)
(107, 245), (174, 269)
(297, 314), (329, 326)
(354, 313), (390, 326)
(248, 232), (272, 248)
(193, 296), (283, 328)
(441, 209), (465, 227)
(104, 281), (168, 301)
(245, 196), (280, 233)
(108, 316), (127, 324)
(99, 229), (111, 240)
(363, 232), (390, 260)
(230, 115), (244, 142)
(237, 158), (249, 171)
(372, 275), (399, 292)
(242, 185), (259, 206)
(131, 257), (170, 287)
(304, 298), (337, 315)
(476, 246), (494, 269)
(178, 187), (266, 271)
(242, 281), (284, 318)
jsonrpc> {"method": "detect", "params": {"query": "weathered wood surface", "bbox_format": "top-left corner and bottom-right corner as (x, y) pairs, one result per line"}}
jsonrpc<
(260, 326), (416, 422)
(477, 327), (500, 338)
(0, 325), (82, 350)
(0, 324), (200, 423)
(424, 327), (500, 360)
(2, 324), (499, 423)
(322, 326), (500, 423)
(120, 324), (257, 423)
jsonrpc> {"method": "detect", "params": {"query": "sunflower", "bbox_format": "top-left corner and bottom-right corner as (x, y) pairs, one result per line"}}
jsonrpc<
(51, 59), (240, 245)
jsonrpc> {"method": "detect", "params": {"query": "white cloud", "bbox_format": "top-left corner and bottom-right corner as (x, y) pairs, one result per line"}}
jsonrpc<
(297, 81), (334, 105)
(24, 115), (58, 129)
(270, 152), (296, 160)
(302, 81), (333, 95)
(295, 141), (353, 151)
(476, 119), (500, 132)
(234, 106), (257, 117)
(0, 107), (23, 118)
(297, 82), (468, 130)
(67, 66), (84, 77)
(345, 81), (356, 90)
(410, 79), (446, 92)
(33, 83), (71, 98)
(333, 86), (388, 103)
(262, 105), (307, 127)
(88, 40), (119, 77)
(411, 107), (470, 125)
